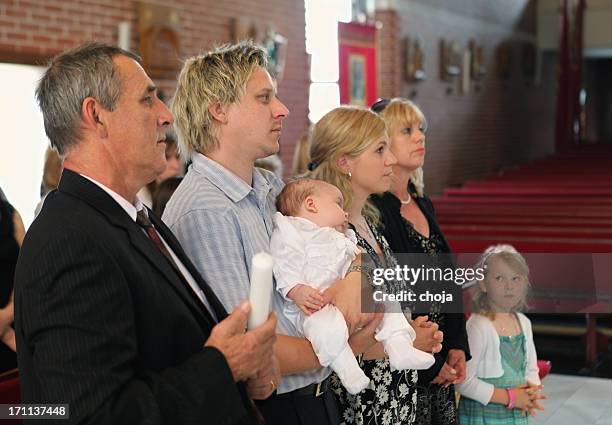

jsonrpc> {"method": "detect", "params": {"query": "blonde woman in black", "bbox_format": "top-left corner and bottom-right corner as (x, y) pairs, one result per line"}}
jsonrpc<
(371, 98), (471, 425)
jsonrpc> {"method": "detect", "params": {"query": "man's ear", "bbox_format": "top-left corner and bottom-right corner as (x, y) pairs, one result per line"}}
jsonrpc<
(209, 101), (228, 124)
(82, 97), (108, 138)
(304, 196), (318, 213)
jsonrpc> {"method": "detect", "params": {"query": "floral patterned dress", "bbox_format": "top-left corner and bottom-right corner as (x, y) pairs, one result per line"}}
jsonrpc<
(331, 217), (418, 425)
(373, 189), (469, 425)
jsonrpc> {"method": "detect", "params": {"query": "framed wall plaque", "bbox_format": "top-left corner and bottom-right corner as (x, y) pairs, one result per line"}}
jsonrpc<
(440, 39), (461, 81)
(231, 18), (288, 82)
(338, 22), (378, 106)
(262, 27), (288, 81)
(469, 39), (485, 80)
(403, 36), (426, 82)
(138, 2), (181, 78)
(348, 54), (366, 105)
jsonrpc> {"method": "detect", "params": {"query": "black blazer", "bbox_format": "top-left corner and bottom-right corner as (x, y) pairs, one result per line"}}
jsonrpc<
(15, 169), (255, 425)
(372, 191), (471, 383)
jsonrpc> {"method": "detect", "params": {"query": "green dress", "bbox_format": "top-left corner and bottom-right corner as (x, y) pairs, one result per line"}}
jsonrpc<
(458, 333), (530, 425)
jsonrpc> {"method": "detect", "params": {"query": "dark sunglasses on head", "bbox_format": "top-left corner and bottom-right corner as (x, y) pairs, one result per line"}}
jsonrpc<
(371, 97), (428, 133)
(370, 98), (390, 113)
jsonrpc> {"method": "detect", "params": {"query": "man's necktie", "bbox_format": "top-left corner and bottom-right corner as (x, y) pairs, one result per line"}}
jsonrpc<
(135, 209), (216, 323)
(136, 209), (181, 272)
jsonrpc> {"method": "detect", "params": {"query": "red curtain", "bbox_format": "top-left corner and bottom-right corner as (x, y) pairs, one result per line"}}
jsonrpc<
(555, 0), (586, 151)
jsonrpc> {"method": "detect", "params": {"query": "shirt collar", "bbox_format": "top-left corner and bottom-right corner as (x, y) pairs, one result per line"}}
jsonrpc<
(80, 174), (144, 221)
(191, 152), (271, 203)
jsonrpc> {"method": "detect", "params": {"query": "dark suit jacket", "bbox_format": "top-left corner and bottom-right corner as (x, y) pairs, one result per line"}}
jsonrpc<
(372, 190), (471, 383)
(15, 169), (255, 425)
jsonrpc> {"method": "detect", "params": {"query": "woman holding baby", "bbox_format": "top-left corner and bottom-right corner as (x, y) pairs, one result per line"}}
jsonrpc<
(305, 106), (444, 425)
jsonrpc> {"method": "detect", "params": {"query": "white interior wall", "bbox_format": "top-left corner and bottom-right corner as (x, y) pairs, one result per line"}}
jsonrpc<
(0, 63), (48, 229)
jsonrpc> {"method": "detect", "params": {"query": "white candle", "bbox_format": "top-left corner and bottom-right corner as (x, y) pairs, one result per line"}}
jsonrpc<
(247, 252), (274, 329)
(118, 21), (131, 51)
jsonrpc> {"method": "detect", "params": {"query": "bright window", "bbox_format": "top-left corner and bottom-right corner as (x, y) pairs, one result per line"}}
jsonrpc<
(0, 63), (48, 229)
(305, 0), (351, 123)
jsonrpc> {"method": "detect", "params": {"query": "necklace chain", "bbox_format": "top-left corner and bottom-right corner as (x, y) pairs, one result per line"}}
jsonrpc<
(499, 314), (519, 335)
(399, 194), (412, 205)
(354, 216), (375, 245)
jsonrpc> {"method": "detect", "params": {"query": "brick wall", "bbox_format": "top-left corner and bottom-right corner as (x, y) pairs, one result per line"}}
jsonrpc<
(375, 10), (401, 98)
(0, 0), (309, 175)
(1, 0), (560, 193)
(376, 0), (557, 195)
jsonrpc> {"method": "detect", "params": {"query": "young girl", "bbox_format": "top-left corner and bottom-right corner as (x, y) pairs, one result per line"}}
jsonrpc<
(270, 178), (434, 395)
(457, 245), (546, 424)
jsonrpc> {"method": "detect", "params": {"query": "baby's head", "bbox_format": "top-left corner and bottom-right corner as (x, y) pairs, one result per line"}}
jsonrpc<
(472, 244), (530, 317)
(276, 178), (348, 232)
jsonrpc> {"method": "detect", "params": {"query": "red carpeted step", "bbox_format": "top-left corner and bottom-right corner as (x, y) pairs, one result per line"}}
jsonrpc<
(432, 196), (612, 206)
(447, 237), (612, 253)
(443, 187), (612, 197)
(463, 181), (612, 189)
(440, 224), (612, 239)
(433, 202), (612, 213)
(492, 170), (612, 177)
(432, 146), (612, 254)
(435, 215), (612, 228)
(434, 207), (612, 219)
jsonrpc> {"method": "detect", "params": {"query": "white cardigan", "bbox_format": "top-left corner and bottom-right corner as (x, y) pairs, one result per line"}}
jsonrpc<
(456, 313), (541, 405)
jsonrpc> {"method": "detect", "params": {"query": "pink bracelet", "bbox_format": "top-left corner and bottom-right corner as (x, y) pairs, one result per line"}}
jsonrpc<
(506, 388), (516, 410)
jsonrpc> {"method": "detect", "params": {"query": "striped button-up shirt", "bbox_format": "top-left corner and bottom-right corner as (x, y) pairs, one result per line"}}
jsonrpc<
(163, 153), (330, 393)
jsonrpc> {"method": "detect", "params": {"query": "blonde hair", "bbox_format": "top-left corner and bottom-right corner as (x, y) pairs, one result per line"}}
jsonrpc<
(306, 106), (386, 225)
(291, 130), (312, 177)
(378, 98), (427, 197)
(471, 244), (531, 319)
(172, 41), (268, 158)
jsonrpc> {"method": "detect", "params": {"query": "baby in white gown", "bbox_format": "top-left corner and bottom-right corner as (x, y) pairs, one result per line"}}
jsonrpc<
(270, 178), (434, 394)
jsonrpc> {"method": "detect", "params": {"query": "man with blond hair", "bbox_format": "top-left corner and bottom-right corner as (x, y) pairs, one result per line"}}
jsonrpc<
(163, 41), (383, 425)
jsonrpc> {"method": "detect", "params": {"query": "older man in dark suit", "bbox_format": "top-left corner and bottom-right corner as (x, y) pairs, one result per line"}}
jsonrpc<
(14, 42), (278, 424)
